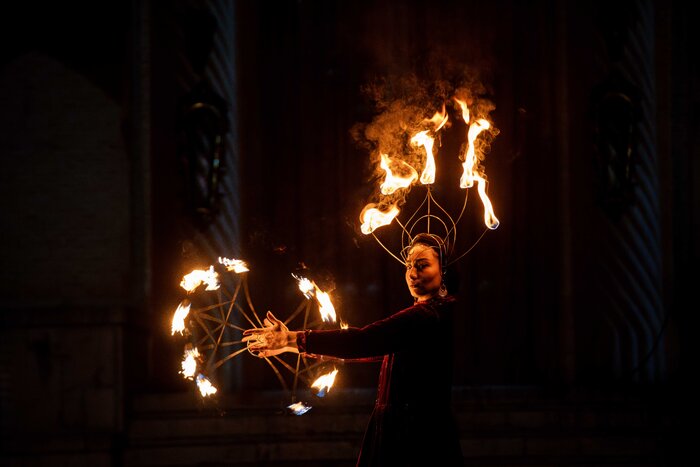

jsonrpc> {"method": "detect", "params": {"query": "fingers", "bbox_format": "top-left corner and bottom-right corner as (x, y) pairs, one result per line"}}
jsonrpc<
(267, 311), (281, 325)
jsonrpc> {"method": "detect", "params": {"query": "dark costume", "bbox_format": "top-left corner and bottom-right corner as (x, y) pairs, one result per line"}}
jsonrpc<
(297, 295), (463, 467)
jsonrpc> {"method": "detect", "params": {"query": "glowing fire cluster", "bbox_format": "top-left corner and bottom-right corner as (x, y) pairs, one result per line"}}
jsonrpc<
(170, 258), (344, 408)
(360, 97), (500, 234)
(170, 257), (249, 397)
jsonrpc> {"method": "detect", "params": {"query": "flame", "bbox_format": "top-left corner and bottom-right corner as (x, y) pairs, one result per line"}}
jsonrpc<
(425, 104), (449, 132)
(475, 175), (500, 229)
(311, 368), (338, 397)
(293, 274), (315, 299)
(411, 130), (436, 185)
(180, 266), (219, 293)
(196, 373), (218, 397)
(360, 203), (400, 235)
(316, 290), (337, 323)
(459, 119), (490, 188)
(379, 153), (418, 195)
(218, 257), (249, 273)
(454, 97), (498, 229)
(454, 97), (469, 126)
(171, 300), (191, 335)
(340, 321), (349, 330)
(293, 274), (337, 323)
(180, 347), (200, 380)
(288, 401), (312, 415)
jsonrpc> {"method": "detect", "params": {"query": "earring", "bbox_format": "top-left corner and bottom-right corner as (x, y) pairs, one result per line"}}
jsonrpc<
(438, 283), (448, 297)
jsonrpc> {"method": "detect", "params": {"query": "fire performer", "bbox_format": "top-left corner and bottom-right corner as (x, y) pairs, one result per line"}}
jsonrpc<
(243, 232), (463, 466)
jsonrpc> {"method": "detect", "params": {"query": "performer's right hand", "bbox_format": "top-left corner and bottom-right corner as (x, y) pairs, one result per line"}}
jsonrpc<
(242, 311), (299, 357)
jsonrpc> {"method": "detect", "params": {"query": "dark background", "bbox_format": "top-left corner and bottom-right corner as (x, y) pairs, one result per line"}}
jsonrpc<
(1, 0), (696, 465)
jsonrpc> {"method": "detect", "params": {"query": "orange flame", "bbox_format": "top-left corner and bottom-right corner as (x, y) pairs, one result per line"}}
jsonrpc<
(218, 257), (249, 273)
(293, 274), (316, 299)
(180, 266), (219, 293)
(455, 97), (499, 229)
(293, 274), (337, 323)
(311, 368), (338, 396)
(171, 300), (191, 335)
(453, 97), (469, 126)
(475, 175), (500, 229)
(411, 130), (436, 185)
(316, 290), (337, 323)
(360, 203), (400, 235)
(425, 104), (449, 132)
(180, 347), (200, 380)
(196, 373), (217, 397)
(460, 119), (490, 188)
(379, 153), (418, 195)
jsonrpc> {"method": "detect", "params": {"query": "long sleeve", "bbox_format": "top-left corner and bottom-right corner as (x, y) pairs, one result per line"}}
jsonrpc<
(299, 297), (454, 359)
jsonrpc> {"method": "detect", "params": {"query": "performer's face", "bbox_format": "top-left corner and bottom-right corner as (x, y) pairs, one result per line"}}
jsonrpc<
(405, 243), (442, 301)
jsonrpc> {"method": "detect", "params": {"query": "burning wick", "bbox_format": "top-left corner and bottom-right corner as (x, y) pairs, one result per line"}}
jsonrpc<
(218, 257), (249, 273)
(180, 266), (220, 293)
(315, 290), (336, 323)
(360, 203), (400, 235)
(171, 300), (191, 335)
(311, 368), (338, 398)
(293, 274), (316, 299)
(195, 373), (218, 397)
(180, 347), (200, 380)
(293, 274), (337, 323)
